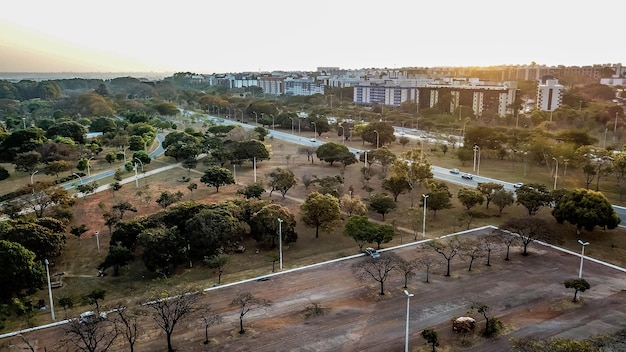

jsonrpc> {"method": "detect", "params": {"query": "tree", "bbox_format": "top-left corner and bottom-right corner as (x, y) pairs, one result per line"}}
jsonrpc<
(425, 181), (453, 217)
(266, 167), (297, 198)
(62, 313), (117, 352)
(199, 306), (222, 345)
(499, 217), (552, 256)
(339, 194), (367, 217)
(139, 228), (185, 277)
(182, 157), (197, 172)
(368, 193), (397, 220)
(147, 290), (201, 352)
(185, 207), (240, 259)
(492, 189), (515, 215)
(416, 249), (440, 283)
(200, 166), (235, 192)
(112, 201), (137, 219)
(14, 151), (41, 173)
(0, 240), (45, 300)
(76, 181), (99, 195)
(382, 175), (409, 201)
(249, 203), (297, 246)
(44, 160), (70, 178)
(515, 183), (553, 216)
(471, 302), (502, 336)
(156, 191), (184, 209)
(231, 292), (271, 334)
(552, 188), (620, 232)
(2, 222), (66, 260)
(564, 278), (591, 302)
(300, 192), (341, 238)
(511, 337), (598, 352)
(426, 238), (462, 277)
(353, 253), (398, 295)
(461, 238), (485, 271)
(422, 329), (440, 352)
(22, 181), (74, 218)
(316, 142), (355, 166)
(100, 245), (133, 276)
(457, 187), (484, 210)
(476, 182), (504, 209)
(204, 253), (229, 285)
(344, 215), (375, 252)
(236, 182), (266, 199)
(112, 305), (140, 352)
(371, 223), (394, 249)
(84, 289), (106, 312)
(232, 140), (270, 162)
(395, 257), (420, 288)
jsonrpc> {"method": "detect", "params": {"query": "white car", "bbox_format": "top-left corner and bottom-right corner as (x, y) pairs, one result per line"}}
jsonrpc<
(310, 138), (316, 142)
(79, 311), (107, 324)
(364, 247), (380, 259)
(461, 173), (474, 180)
(513, 182), (524, 188)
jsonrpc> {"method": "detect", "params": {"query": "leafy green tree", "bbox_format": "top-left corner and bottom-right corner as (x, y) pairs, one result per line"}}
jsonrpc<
(0, 240), (45, 300)
(84, 289), (106, 312)
(43, 160), (70, 178)
(515, 183), (553, 215)
(154, 102), (179, 116)
(110, 220), (144, 251)
(361, 122), (396, 147)
(266, 168), (297, 198)
(249, 203), (297, 246)
(492, 189), (515, 215)
(236, 183), (266, 199)
(187, 182), (198, 195)
(105, 152), (117, 164)
(14, 151), (41, 173)
(391, 148), (433, 207)
(344, 215), (375, 251)
(156, 191), (184, 209)
(368, 147), (397, 175)
(232, 140), (270, 162)
(300, 192), (342, 238)
(185, 207), (240, 259)
(70, 224), (89, 240)
(89, 117), (117, 133)
(382, 175), (409, 201)
(200, 166), (235, 192)
(0, 165), (9, 180)
(204, 253), (229, 285)
(457, 187), (484, 210)
(368, 193), (397, 220)
(133, 150), (151, 166)
(139, 228), (185, 278)
(371, 223), (394, 249)
(112, 201), (138, 219)
(476, 182), (504, 209)
(425, 181), (453, 217)
(552, 188), (620, 232)
(76, 181), (99, 195)
(100, 245), (133, 276)
(1, 222), (66, 260)
(128, 135), (146, 151)
(22, 181), (74, 218)
(422, 329), (440, 352)
(182, 157), (197, 172)
(564, 278), (591, 302)
(456, 147), (473, 166)
(315, 142), (354, 166)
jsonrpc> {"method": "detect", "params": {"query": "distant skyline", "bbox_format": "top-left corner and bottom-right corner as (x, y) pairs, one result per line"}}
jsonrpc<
(1, 0), (624, 75)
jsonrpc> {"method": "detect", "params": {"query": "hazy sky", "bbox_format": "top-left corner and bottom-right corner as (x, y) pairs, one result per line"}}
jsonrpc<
(1, 0), (624, 74)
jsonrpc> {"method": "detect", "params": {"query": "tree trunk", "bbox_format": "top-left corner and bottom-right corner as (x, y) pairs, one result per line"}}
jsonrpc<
(379, 280), (385, 295)
(239, 316), (245, 334)
(167, 333), (174, 352)
(446, 260), (451, 276)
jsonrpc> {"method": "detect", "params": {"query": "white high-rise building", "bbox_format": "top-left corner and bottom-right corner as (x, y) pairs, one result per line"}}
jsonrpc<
(537, 79), (564, 112)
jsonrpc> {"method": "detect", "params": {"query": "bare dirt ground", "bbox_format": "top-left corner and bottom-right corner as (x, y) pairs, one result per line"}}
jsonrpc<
(5, 229), (626, 352)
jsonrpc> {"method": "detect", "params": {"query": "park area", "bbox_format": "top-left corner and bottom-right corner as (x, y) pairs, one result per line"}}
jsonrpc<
(3, 133), (626, 351)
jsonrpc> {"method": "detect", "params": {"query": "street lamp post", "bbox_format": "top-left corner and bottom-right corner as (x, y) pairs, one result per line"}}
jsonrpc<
(253, 111), (258, 124)
(552, 157), (559, 190)
(23, 117), (26, 129)
(578, 239), (590, 278)
(473, 145), (481, 175)
(213, 105), (219, 118)
(422, 194), (429, 238)
(134, 157), (144, 172)
(373, 130), (380, 149)
(270, 114), (275, 130)
(44, 259), (55, 321)
(237, 109), (244, 123)
(311, 122), (317, 139)
(227, 107), (231, 120)
(339, 126), (345, 144)
(87, 157), (94, 176)
(277, 218), (283, 270)
(288, 117), (294, 134)
(30, 169), (39, 185)
(404, 290), (414, 352)
(123, 146), (129, 163)
(95, 231), (100, 252)
(134, 162), (139, 187)
(73, 173), (83, 185)
(614, 112), (619, 142)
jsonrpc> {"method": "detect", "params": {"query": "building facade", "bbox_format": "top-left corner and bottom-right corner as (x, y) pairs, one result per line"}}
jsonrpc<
(536, 79), (564, 112)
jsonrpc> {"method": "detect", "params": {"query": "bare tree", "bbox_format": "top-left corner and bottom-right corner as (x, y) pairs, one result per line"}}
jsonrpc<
(416, 251), (440, 283)
(426, 238), (462, 277)
(353, 253), (398, 295)
(395, 257), (420, 288)
(198, 306), (222, 345)
(460, 238), (485, 271)
(62, 314), (118, 352)
(231, 292), (272, 334)
(481, 234), (498, 266)
(491, 229), (519, 261)
(146, 291), (201, 352)
(499, 217), (552, 256)
(112, 305), (141, 352)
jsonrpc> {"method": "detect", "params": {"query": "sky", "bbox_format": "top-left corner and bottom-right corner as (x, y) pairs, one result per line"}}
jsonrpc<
(1, 0), (624, 74)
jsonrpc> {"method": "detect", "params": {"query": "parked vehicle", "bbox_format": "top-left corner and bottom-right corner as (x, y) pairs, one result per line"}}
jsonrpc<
(364, 247), (380, 259)
(461, 173), (473, 180)
(452, 316), (476, 332)
(79, 311), (107, 324)
(513, 182), (524, 188)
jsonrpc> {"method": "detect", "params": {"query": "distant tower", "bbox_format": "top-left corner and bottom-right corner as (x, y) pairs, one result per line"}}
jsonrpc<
(536, 77), (563, 112)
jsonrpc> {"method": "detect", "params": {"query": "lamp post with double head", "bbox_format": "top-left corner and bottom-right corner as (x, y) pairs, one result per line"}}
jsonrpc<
(404, 290), (414, 352)
(422, 194), (429, 238)
(578, 239), (590, 278)
(373, 130), (380, 149)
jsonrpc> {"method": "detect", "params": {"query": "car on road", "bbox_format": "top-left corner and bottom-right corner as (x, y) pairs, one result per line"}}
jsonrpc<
(513, 182), (524, 188)
(364, 247), (380, 259)
(79, 311), (107, 324)
(450, 168), (460, 174)
(461, 173), (474, 180)
(310, 138), (316, 142)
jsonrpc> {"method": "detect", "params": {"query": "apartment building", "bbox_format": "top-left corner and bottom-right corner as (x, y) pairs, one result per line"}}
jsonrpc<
(284, 77), (325, 96)
(536, 78), (564, 111)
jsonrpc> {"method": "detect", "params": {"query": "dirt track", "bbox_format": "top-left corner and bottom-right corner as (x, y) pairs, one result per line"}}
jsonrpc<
(5, 228), (626, 352)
